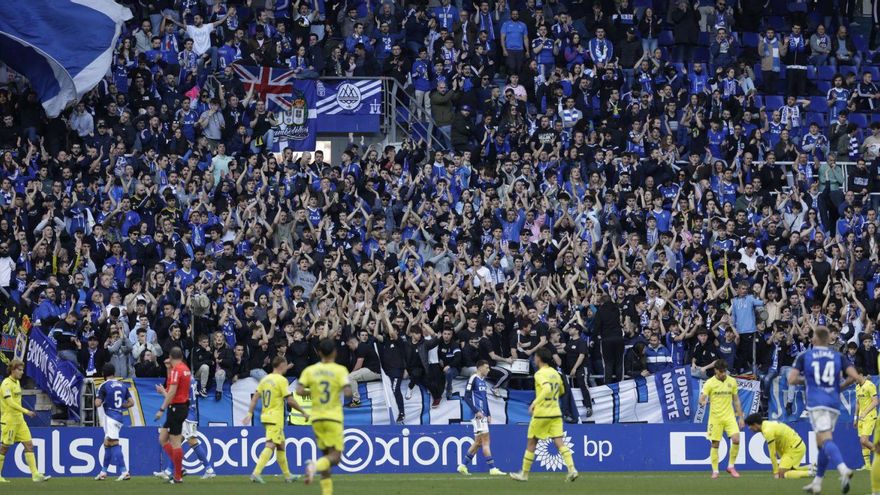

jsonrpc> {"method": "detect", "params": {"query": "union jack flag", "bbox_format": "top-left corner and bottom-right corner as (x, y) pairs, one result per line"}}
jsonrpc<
(230, 64), (297, 111)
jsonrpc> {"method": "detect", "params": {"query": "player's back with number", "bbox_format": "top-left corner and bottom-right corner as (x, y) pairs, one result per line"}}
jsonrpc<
(256, 373), (290, 425)
(98, 379), (131, 423)
(299, 362), (349, 422)
(533, 366), (563, 418)
(795, 347), (845, 410)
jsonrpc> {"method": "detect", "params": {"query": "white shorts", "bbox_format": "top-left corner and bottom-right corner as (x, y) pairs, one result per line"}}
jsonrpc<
(808, 408), (840, 433)
(472, 417), (489, 435)
(103, 417), (123, 440)
(182, 420), (198, 440)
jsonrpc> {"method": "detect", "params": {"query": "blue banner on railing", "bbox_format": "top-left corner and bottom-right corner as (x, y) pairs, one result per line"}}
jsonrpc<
(24, 329), (82, 420)
(316, 79), (382, 133)
(121, 367), (756, 427)
(0, 423), (863, 477)
(768, 369), (862, 423)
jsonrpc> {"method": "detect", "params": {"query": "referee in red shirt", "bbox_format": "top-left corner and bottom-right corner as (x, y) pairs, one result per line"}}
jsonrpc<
(154, 347), (191, 483)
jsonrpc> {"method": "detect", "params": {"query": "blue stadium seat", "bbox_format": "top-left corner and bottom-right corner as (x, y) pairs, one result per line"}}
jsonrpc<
(809, 96), (828, 112)
(866, 66), (880, 80)
(849, 113), (869, 128)
(816, 81), (832, 93)
(633, 0), (652, 7)
(854, 35), (868, 53)
(766, 16), (787, 31)
(817, 66), (835, 80)
(806, 112), (827, 129)
(659, 31), (674, 46)
(693, 47), (709, 63)
(806, 66), (817, 79)
(742, 32), (759, 48)
(698, 32), (709, 47)
(764, 95), (784, 110)
(839, 65), (857, 78)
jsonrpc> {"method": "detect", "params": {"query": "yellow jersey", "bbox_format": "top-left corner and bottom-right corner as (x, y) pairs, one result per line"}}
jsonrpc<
(761, 421), (804, 456)
(299, 362), (349, 423)
(0, 376), (26, 423)
(256, 373), (291, 425)
(856, 380), (878, 420)
(532, 366), (563, 418)
(702, 375), (737, 421)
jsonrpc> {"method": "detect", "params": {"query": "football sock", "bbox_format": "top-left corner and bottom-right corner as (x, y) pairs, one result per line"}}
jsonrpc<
(784, 470), (812, 479)
(823, 440), (847, 474)
(872, 451), (880, 492)
(320, 477), (333, 495)
(560, 446), (575, 472)
(113, 445), (127, 472)
(25, 452), (38, 475)
(522, 451), (534, 474)
(253, 447), (273, 475)
(465, 453), (475, 464)
(315, 456), (331, 473)
(710, 447), (719, 473)
(102, 446), (112, 471)
(162, 442), (175, 472)
(865, 448), (873, 468)
(275, 449), (291, 477)
(0, 453), (5, 474)
(194, 442), (210, 468)
(728, 442), (740, 468)
(816, 445), (828, 478)
(172, 447), (184, 481)
(485, 456), (495, 467)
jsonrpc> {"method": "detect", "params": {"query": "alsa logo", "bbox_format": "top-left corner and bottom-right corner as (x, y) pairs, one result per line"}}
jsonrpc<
(8, 431), (129, 475)
(668, 432), (817, 466)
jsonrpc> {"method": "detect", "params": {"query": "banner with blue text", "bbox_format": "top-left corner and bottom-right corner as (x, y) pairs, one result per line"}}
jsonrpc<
(24, 328), (82, 420)
(316, 79), (382, 133)
(122, 366), (756, 427)
(0, 423), (862, 477)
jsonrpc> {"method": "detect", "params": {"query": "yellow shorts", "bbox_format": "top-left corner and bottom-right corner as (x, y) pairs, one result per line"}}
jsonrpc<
(264, 423), (285, 446)
(859, 417), (877, 438)
(312, 420), (343, 451)
(527, 417), (564, 440)
(779, 443), (806, 470)
(1, 421), (31, 446)
(707, 416), (739, 442)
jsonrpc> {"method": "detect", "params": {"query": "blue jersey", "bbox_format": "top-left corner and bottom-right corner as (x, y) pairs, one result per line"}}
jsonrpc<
(98, 379), (131, 423)
(794, 346), (852, 411)
(188, 379), (199, 422)
(464, 374), (490, 416)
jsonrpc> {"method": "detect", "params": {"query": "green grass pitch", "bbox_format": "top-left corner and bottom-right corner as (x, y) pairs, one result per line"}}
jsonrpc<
(0, 471), (873, 495)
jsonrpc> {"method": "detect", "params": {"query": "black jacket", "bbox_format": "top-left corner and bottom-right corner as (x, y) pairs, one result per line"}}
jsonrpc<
(594, 301), (623, 342)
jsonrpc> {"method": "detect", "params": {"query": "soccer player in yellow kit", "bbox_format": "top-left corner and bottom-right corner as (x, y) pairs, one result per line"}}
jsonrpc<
(243, 356), (309, 484)
(699, 360), (745, 479)
(854, 368), (878, 470)
(745, 414), (813, 479)
(0, 359), (50, 482)
(299, 339), (352, 495)
(509, 347), (578, 482)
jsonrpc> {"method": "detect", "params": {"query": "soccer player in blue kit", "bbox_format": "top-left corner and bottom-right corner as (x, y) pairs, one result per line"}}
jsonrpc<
(94, 364), (134, 481)
(788, 327), (860, 494)
(156, 373), (214, 479)
(457, 360), (505, 476)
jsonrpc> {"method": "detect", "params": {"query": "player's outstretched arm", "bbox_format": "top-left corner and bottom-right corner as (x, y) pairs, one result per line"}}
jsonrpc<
(242, 392), (259, 425)
(286, 395), (309, 419)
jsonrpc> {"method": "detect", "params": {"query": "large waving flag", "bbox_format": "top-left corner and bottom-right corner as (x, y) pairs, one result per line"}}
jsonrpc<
(0, 0), (132, 117)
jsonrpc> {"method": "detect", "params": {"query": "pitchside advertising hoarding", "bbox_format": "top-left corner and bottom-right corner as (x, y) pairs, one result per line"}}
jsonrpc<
(0, 424), (863, 477)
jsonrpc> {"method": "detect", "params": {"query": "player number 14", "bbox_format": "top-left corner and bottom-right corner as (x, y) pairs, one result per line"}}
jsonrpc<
(811, 361), (835, 387)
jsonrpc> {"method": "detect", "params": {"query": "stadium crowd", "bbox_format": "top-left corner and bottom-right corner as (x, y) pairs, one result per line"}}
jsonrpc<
(0, 0), (879, 423)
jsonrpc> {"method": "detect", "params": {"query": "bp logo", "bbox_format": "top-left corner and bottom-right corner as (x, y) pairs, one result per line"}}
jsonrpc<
(336, 83), (362, 111)
(535, 432), (573, 471)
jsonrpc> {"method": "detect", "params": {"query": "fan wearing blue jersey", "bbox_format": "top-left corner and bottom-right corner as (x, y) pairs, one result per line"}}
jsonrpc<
(457, 361), (505, 476)
(94, 364), (133, 481)
(155, 377), (215, 480)
(788, 327), (860, 495)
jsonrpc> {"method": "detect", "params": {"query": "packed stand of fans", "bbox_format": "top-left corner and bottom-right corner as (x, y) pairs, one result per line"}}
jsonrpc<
(0, 0), (879, 422)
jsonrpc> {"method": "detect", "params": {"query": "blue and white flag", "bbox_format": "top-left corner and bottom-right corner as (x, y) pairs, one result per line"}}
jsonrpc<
(0, 0), (132, 117)
(316, 79), (383, 133)
(24, 327), (84, 421)
(271, 79), (318, 152)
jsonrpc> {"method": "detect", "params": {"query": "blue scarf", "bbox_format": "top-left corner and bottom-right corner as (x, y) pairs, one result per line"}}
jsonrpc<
(763, 36), (781, 71)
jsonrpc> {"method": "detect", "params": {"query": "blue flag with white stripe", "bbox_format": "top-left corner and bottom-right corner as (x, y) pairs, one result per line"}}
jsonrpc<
(0, 0), (132, 117)
(316, 79), (383, 133)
